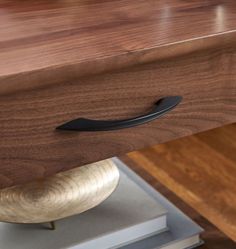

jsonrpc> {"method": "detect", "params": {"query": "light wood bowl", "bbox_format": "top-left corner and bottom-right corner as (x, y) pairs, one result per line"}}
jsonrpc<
(0, 159), (119, 224)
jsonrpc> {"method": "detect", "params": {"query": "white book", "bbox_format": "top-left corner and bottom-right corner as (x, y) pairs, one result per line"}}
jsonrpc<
(115, 158), (203, 249)
(121, 232), (201, 249)
(70, 169), (168, 249)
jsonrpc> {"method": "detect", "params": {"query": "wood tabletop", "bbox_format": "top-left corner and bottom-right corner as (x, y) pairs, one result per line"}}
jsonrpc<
(1, 0), (236, 93)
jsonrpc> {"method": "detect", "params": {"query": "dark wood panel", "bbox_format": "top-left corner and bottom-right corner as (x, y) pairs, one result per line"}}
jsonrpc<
(120, 154), (236, 248)
(0, 47), (235, 189)
(0, 0), (236, 94)
(125, 124), (236, 242)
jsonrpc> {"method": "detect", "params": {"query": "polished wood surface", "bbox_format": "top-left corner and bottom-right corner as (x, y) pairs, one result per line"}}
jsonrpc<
(0, 159), (119, 223)
(125, 124), (236, 242)
(120, 155), (236, 249)
(0, 47), (235, 189)
(0, 0), (236, 93)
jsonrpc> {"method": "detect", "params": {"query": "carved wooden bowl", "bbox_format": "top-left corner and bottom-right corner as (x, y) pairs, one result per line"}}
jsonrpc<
(0, 159), (119, 224)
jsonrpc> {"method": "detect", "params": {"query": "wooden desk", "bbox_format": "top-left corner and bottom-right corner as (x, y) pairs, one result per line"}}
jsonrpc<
(0, 1), (235, 247)
(0, 1), (235, 189)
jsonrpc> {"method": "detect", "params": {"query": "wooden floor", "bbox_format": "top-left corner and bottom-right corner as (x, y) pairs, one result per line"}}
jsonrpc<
(126, 124), (236, 242)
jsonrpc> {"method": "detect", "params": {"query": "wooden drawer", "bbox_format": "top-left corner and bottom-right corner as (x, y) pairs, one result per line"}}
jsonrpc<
(0, 47), (235, 188)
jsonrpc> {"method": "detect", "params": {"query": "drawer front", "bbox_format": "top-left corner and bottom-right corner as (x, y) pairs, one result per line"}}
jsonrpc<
(0, 47), (235, 188)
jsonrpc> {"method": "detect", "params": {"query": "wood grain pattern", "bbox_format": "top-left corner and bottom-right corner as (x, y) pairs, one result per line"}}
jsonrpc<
(125, 124), (236, 242)
(0, 159), (119, 223)
(0, 1), (236, 93)
(120, 155), (236, 249)
(0, 47), (235, 189)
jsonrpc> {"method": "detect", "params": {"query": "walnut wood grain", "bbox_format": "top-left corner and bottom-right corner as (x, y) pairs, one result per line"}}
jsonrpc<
(126, 124), (236, 241)
(0, 47), (235, 189)
(0, 0), (236, 94)
(120, 155), (236, 249)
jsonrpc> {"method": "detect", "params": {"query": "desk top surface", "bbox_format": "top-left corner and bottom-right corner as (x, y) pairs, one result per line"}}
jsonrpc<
(0, 0), (236, 89)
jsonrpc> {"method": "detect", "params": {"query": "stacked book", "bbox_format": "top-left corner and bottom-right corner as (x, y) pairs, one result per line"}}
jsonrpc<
(0, 158), (203, 249)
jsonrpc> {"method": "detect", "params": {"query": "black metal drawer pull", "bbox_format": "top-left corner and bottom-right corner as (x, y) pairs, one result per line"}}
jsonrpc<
(56, 96), (182, 132)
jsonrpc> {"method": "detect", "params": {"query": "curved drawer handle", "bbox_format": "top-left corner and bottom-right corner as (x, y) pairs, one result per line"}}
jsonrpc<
(56, 96), (182, 132)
